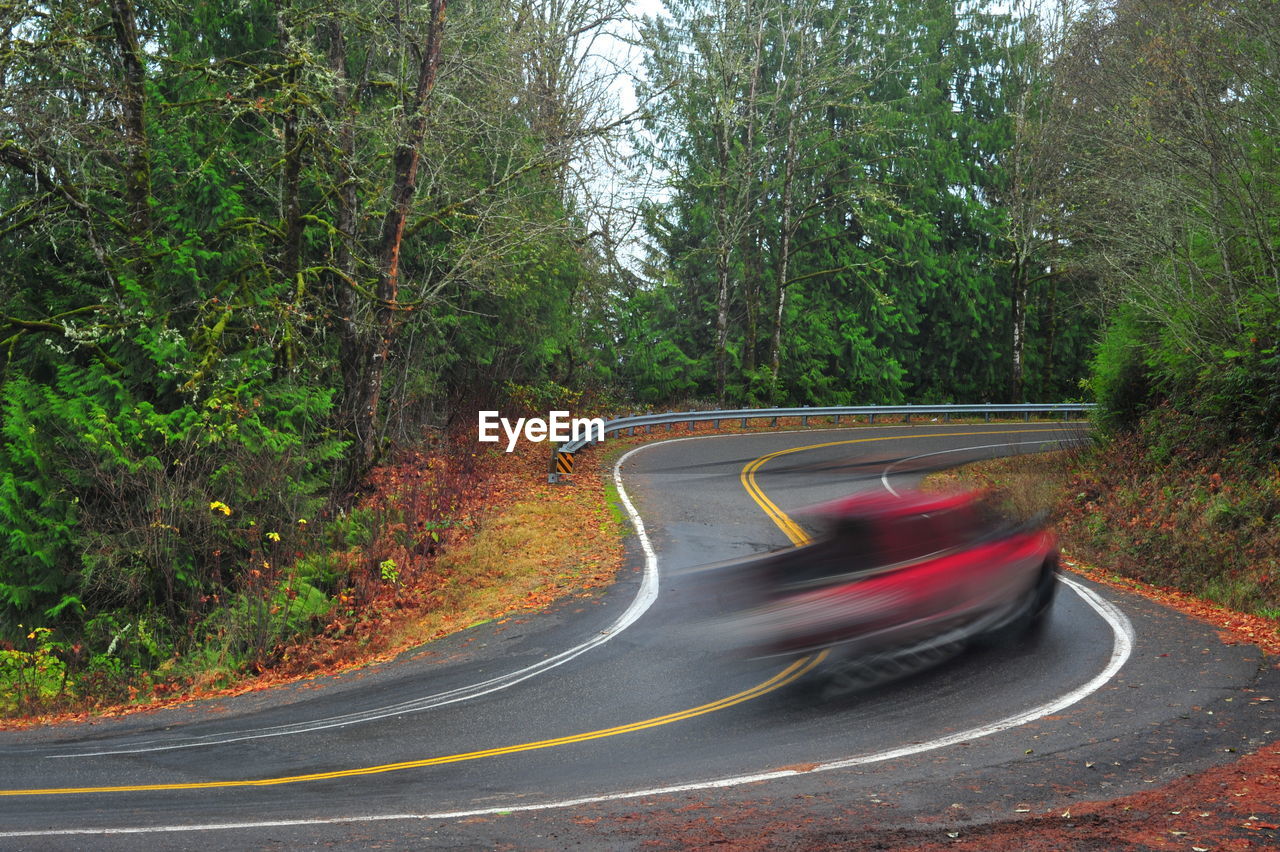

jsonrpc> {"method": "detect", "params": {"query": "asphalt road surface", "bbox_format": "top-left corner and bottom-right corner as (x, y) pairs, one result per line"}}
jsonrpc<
(2, 423), (1276, 849)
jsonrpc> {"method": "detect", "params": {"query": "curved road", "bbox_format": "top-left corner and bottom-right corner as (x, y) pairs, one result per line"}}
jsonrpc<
(2, 423), (1276, 848)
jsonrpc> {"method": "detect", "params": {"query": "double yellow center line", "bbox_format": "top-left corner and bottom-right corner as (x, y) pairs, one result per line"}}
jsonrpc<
(4, 426), (1058, 798)
(741, 429), (1050, 547)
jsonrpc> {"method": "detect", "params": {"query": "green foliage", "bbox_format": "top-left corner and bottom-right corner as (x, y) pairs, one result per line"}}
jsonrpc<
(0, 0), (626, 710)
(0, 627), (68, 715)
(0, 335), (341, 639)
(1185, 300), (1280, 451)
(633, 0), (1094, 406)
(503, 380), (583, 417)
(1089, 307), (1156, 434)
(208, 575), (332, 664)
(1046, 0), (1280, 448)
(322, 506), (381, 555)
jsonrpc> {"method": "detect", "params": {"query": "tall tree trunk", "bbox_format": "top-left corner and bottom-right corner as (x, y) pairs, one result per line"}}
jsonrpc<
(712, 93), (733, 405)
(769, 113), (798, 388)
(325, 8), (364, 491)
(279, 16), (304, 290)
(741, 225), (760, 377)
(277, 14), (305, 373)
(714, 244), (731, 405)
(348, 0), (446, 480)
(1011, 259), (1027, 402)
(709, 6), (765, 406)
(1041, 270), (1057, 399)
(108, 0), (152, 282)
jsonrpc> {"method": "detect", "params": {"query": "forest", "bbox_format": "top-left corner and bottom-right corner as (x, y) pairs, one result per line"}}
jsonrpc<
(1, 0), (1277, 704)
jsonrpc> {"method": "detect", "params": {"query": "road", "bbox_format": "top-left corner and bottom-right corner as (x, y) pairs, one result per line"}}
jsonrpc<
(2, 423), (1276, 849)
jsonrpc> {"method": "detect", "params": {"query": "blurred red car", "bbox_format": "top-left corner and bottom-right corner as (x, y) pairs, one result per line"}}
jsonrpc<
(732, 488), (1058, 678)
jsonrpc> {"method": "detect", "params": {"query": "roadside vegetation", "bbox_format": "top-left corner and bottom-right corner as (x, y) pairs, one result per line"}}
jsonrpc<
(0, 431), (626, 722)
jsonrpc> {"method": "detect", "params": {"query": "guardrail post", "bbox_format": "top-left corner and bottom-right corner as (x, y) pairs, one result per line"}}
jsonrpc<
(984, 405), (991, 423)
(713, 419), (720, 429)
(869, 413), (875, 424)
(833, 414), (840, 425)
(770, 417), (777, 427)
(740, 417), (748, 427)
(548, 449), (574, 483)
(1024, 410), (1031, 422)
(944, 412), (951, 423)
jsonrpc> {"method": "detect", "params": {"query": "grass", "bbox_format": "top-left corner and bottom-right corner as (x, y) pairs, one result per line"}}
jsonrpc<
(263, 443), (627, 681)
(434, 496), (618, 614)
(602, 478), (628, 528)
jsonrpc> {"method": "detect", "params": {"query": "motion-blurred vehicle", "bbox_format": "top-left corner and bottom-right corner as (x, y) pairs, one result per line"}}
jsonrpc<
(731, 488), (1058, 686)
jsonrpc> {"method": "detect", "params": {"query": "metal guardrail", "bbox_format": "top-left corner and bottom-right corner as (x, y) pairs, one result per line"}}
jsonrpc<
(548, 402), (1094, 482)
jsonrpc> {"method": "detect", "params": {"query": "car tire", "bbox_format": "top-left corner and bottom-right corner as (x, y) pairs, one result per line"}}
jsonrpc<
(975, 554), (1058, 647)
(1027, 552), (1059, 623)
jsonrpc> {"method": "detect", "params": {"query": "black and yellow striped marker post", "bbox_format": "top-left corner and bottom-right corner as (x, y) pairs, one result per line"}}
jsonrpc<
(548, 450), (575, 483)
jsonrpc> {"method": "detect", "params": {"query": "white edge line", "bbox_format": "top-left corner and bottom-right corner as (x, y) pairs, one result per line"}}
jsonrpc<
(0, 580), (1132, 838)
(880, 437), (1086, 497)
(51, 444), (664, 759)
(3, 431), (1134, 840)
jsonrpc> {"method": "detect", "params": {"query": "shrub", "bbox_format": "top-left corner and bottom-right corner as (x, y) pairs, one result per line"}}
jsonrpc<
(0, 335), (343, 657)
(1089, 306), (1156, 434)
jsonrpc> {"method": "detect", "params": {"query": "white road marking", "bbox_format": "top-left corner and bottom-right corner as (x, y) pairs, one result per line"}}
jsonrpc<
(0, 424), (1137, 839)
(51, 444), (663, 759)
(0, 576), (1133, 838)
(879, 436), (1088, 497)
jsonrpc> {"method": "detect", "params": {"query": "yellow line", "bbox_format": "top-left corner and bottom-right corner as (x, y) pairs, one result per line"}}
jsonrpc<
(740, 428), (1066, 546)
(7, 426), (1057, 799)
(1, 654), (826, 797)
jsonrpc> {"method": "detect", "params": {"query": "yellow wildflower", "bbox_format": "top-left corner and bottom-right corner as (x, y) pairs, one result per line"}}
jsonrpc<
(209, 501), (231, 516)
(266, 531), (281, 542)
